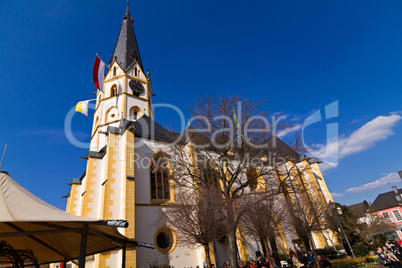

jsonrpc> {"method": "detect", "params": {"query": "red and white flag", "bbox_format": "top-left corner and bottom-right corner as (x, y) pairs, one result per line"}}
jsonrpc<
(92, 55), (107, 93)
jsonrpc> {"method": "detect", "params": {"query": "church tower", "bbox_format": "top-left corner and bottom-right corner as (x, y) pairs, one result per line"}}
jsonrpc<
(91, 4), (153, 153)
(66, 4), (152, 267)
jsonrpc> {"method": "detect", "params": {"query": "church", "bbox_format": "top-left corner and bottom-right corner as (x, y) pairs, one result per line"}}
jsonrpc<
(65, 4), (338, 268)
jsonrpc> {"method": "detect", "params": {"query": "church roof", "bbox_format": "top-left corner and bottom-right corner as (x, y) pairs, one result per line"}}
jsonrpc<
(129, 116), (302, 161)
(133, 115), (174, 141)
(109, 5), (144, 72)
(265, 135), (301, 160)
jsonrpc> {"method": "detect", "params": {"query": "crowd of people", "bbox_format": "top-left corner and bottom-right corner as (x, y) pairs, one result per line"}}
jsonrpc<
(204, 240), (402, 268)
(289, 249), (331, 268)
(376, 240), (402, 267)
(210, 249), (332, 268)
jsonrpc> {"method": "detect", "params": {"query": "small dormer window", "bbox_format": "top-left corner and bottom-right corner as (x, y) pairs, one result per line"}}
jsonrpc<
(113, 66), (116, 76)
(111, 85), (117, 96)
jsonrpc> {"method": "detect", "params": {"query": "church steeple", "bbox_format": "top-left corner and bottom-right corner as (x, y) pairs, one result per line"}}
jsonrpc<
(109, 5), (144, 72)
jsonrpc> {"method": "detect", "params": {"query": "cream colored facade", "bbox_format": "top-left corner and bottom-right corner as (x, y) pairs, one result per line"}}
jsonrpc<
(65, 5), (338, 268)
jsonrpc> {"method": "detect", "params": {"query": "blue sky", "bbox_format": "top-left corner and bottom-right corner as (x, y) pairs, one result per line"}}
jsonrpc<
(1, 0), (402, 209)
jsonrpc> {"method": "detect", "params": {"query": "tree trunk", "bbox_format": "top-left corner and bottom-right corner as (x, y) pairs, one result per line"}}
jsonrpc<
(269, 236), (278, 253)
(260, 236), (269, 259)
(213, 242), (219, 268)
(227, 228), (239, 268)
(261, 237), (272, 268)
(225, 197), (238, 268)
(269, 236), (280, 267)
(204, 244), (212, 268)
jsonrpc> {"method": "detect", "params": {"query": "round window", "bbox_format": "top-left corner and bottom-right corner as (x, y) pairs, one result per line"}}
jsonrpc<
(154, 226), (177, 254)
(156, 232), (171, 249)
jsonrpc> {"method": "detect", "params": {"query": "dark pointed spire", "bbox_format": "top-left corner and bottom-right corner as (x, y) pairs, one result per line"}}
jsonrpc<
(109, 5), (144, 71)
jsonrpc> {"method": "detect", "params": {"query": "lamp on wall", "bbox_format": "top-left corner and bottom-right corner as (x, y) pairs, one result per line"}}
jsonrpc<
(337, 207), (343, 215)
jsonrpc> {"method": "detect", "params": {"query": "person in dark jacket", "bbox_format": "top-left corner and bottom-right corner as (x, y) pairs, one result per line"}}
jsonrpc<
(255, 258), (263, 268)
(307, 252), (315, 267)
(383, 247), (402, 268)
(377, 247), (397, 268)
(394, 243), (402, 260)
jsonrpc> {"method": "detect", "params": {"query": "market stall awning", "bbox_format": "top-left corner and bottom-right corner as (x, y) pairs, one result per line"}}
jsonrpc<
(0, 171), (139, 266)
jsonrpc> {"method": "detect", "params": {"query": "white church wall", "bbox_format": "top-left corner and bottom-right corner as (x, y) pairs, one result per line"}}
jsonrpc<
(134, 138), (157, 204)
(136, 206), (171, 267)
(89, 159), (102, 219)
(136, 205), (205, 268)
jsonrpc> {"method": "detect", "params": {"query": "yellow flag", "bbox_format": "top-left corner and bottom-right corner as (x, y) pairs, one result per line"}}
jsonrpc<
(76, 100), (90, 116)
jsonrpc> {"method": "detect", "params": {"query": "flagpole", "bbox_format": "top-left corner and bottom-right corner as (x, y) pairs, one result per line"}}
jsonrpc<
(95, 54), (109, 68)
(0, 144), (8, 170)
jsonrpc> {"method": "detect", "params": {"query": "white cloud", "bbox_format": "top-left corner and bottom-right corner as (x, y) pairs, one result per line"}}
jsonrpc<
(339, 114), (401, 158)
(345, 172), (401, 193)
(277, 124), (302, 138)
(315, 114), (401, 164)
(331, 192), (344, 198)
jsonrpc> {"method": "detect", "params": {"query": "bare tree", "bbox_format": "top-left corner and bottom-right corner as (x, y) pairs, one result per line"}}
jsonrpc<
(162, 95), (298, 267)
(289, 197), (330, 268)
(163, 187), (227, 267)
(272, 160), (333, 268)
(238, 191), (289, 267)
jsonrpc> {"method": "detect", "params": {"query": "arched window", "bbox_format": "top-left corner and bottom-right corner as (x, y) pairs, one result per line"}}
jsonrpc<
(150, 154), (171, 201)
(110, 85), (117, 97)
(131, 110), (138, 120)
(134, 67), (137, 77)
(201, 161), (219, 188)
(129, 106), (141, 121)
(113, 66), (116, 76)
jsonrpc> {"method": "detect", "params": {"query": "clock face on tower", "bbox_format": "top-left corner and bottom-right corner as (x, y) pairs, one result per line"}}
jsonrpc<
(129, 79), (145, 95)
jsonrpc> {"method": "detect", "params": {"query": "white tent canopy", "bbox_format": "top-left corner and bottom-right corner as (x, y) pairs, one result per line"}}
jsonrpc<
(0, 171), (140, 267)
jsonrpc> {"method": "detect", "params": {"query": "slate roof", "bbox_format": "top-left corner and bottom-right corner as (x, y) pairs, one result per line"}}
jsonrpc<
(265, 135), (300, 160)
(109, 6), (144, 71)
(370, 190), (402, 212)
(130, 116), (302, 162)
(132, 115), (175, 141)
(348, 201), (369, 216)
